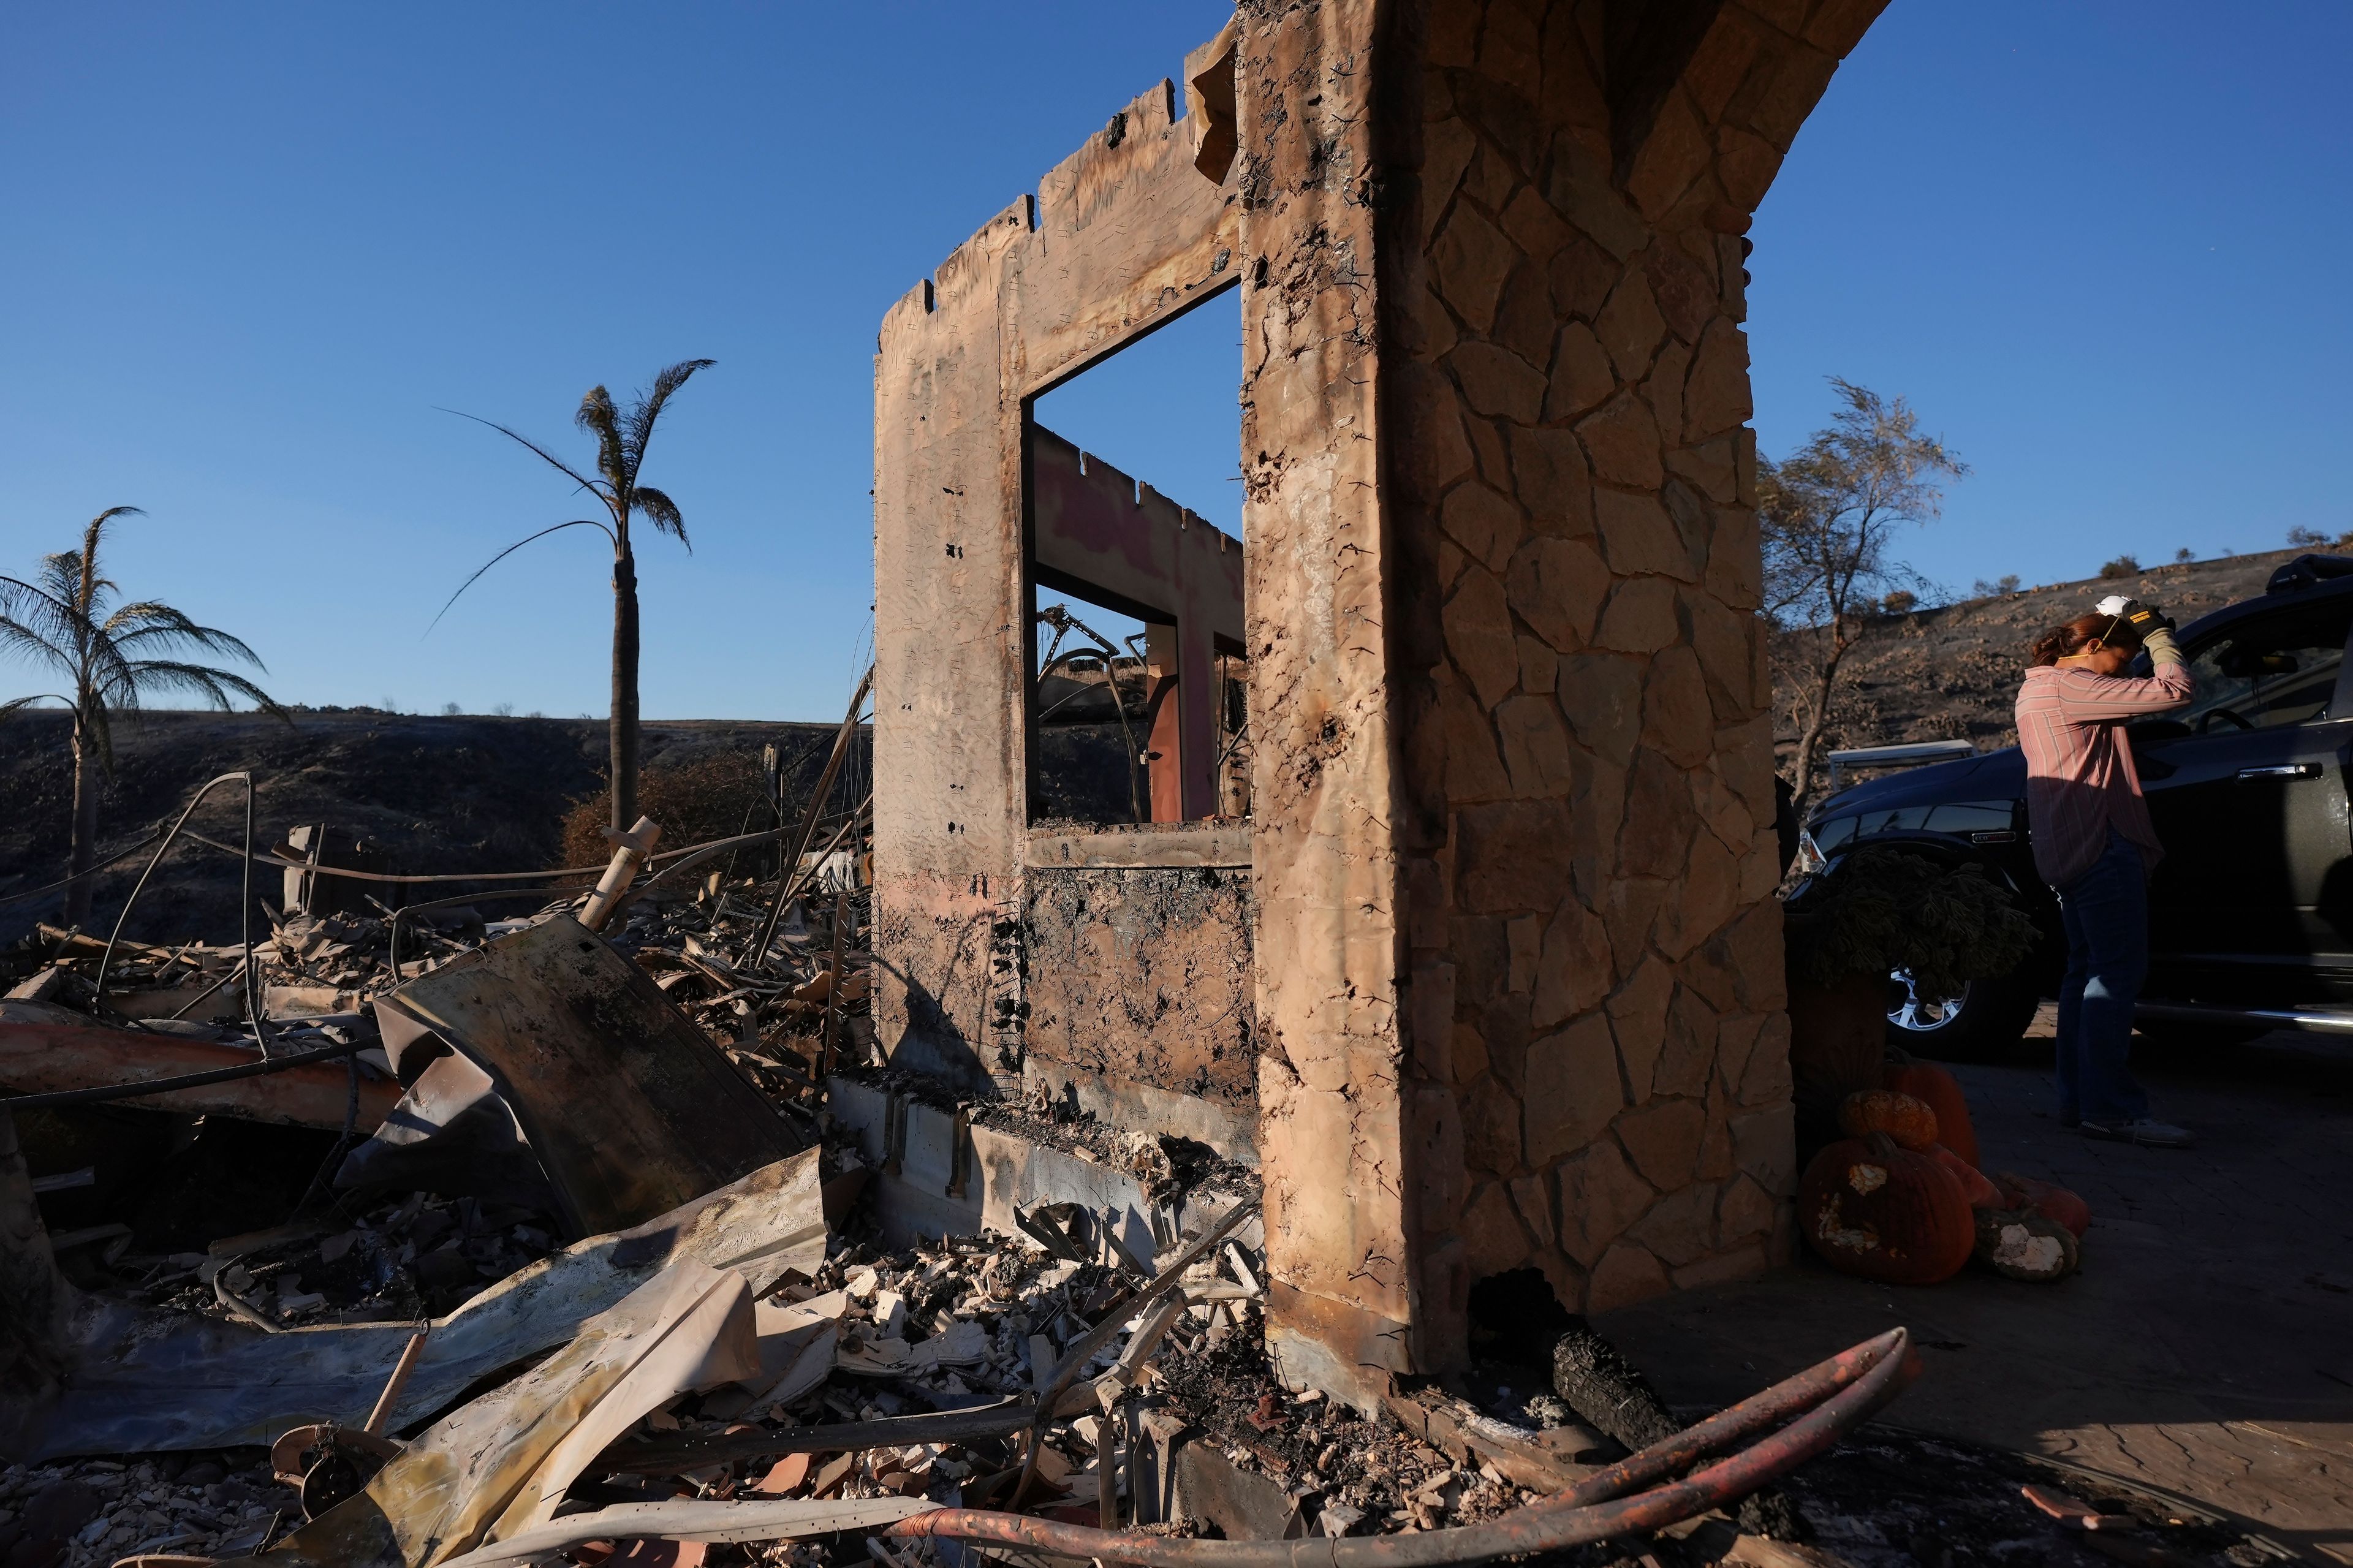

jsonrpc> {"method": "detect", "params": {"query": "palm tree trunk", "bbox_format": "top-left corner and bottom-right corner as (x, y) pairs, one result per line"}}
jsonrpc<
(63, 716), (100, 928)
(611, 548), (640, 834)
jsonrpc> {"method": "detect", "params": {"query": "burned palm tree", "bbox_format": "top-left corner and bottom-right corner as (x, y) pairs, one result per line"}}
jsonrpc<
(0, 508), (286, 925)
(437, 359), (713, 833)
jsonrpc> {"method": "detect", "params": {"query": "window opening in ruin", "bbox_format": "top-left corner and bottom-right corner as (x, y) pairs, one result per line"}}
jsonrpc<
(1025, 286), (1245, 828)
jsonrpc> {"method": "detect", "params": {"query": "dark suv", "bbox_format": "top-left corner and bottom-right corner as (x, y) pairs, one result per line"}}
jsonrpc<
(1795, 553), (2353, 1058)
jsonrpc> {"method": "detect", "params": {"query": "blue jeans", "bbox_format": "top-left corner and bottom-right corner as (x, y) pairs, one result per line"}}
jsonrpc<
(2053, 829), (2153, 1126)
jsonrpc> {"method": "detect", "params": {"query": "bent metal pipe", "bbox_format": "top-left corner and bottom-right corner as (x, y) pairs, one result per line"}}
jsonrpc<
(881, 1328), (1920, 1568)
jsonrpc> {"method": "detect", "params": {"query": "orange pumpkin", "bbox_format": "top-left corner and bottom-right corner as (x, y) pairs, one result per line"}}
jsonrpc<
(1927, 1144), (2003, 1208)
(1885, 1062), (1980, 1170)
(1836, 1089), (1940, 1151)
(1990, 1172), (2091, 1238)
(1798, 1131), (1976, 1286)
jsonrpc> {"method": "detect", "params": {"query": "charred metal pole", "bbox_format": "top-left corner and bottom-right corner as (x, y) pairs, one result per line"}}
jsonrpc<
(750, 667), (871, 967)
(820, 890), (849, 1078)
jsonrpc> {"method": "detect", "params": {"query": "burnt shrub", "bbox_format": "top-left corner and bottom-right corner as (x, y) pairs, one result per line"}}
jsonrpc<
(558, 752), (776, 871)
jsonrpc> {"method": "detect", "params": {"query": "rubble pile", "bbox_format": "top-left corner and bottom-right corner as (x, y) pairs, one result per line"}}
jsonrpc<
(612, 882), (876, 1100)
(0, 1197), (2289, 1568)
(0, 1452), (290, 1567)
(607, 1221), (1286, 1513)
(4, 868), (871, 1066)
(0, 801), (1998, 1568)
(1, 1162), (1298, 1567)
(126, 1192), (561, 1329)
(1151, 1316), (1549, 1535)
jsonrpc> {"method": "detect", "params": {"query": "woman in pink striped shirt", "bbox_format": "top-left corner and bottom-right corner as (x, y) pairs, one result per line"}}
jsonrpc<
(2015, 599), (2197, 1149)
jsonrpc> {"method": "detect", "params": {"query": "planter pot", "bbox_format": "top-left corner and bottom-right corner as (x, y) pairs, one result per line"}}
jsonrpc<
(1786, 970), (1890, 1156)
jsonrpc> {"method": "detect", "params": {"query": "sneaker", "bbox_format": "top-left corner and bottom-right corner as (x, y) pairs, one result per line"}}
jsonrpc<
(2079, 1118), (2197, 1149)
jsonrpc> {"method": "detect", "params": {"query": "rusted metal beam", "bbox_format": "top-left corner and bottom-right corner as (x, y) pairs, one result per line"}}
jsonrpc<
(0, 1013), (398, 1131)
(375, 914), (805, 1237)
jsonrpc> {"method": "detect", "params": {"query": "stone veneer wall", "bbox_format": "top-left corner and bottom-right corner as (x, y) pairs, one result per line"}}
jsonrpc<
(1397, 0), (1797, 1317)
(1241, 0), (1885, 1401)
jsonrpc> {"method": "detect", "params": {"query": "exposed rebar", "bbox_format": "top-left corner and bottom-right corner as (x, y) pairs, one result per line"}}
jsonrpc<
(93, 771), (273, 1058)
(749, 667), (873, 967)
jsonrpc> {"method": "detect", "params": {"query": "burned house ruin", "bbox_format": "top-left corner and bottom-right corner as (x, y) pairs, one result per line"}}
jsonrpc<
(872, 0), (1881, 1409)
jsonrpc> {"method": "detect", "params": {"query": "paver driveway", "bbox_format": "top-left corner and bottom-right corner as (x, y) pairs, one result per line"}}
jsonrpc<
(1598, 1015), (2353, 1565)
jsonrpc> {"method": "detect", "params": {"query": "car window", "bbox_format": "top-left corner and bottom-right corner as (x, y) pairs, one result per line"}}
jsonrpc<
(1923, 801), (2015, 835)
(1821, 800), (2012, 849)
(2177, 603), (2352, 732)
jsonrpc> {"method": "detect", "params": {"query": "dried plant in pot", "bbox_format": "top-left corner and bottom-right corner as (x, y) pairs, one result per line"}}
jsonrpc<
(1782, 847), (2037, 1140)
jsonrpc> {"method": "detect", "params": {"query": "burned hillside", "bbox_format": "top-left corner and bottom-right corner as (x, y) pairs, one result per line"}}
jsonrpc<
(0, 713), (866, 949)
(1769, 547), (2319, 765)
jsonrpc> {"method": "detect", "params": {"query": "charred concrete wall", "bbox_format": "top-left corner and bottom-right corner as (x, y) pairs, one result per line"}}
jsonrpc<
(871, 31), (1257, 1144)
(1237, 0), (1425, 1400)
(1022, 852), (1257, 1157)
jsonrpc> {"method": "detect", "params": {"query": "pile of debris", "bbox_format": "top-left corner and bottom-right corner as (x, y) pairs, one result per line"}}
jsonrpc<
(0, 790), (2022, 1568)
(618, 884), (875, 1107)
(126, 1191), (561, 1330)
(0, 1451), (289, 1566)
(4, 1134), (1297, 1567)
(1150, 1317), (1580, 1538)
(1, 975), (1910, 1568)
(2, 867), (871, 1062)
(0, 819), (874, 1245)
(1, 1290), (2282, 1568)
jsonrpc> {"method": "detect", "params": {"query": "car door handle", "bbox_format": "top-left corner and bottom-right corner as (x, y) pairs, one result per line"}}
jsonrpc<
(2237, 763), (2322, 779)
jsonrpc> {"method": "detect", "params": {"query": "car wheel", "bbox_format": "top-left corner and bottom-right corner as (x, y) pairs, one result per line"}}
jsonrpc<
(1885, 966), (2040, 1062)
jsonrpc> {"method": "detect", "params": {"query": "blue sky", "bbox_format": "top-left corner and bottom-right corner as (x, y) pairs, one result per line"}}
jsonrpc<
(1749, 2), (2353, 591)
(4, 2), (2347, 720)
